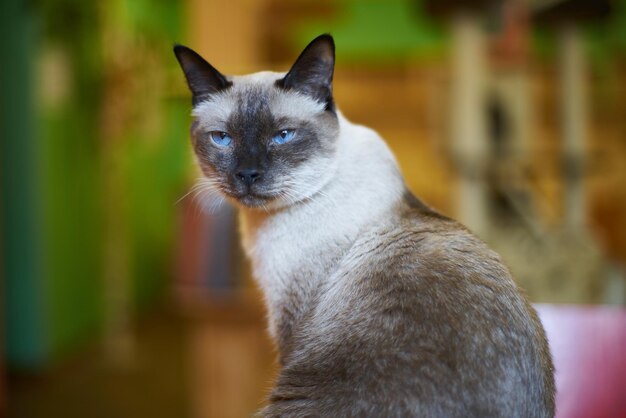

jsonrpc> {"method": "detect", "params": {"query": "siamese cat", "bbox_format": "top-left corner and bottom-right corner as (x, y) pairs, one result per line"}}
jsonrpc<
(174, 35), (555, 417)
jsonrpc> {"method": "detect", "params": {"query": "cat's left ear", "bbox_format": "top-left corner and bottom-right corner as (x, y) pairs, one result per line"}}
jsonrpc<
(277, 34), (335, 112)
(173, 44), (232, 106)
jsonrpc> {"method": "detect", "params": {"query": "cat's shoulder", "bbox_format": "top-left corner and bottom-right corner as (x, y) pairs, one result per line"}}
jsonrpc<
(344, 190), (513, 291)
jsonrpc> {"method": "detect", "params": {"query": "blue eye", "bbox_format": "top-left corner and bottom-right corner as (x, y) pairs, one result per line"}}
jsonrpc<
(209, 131), (232, 146)
(272, 129), (295, 145)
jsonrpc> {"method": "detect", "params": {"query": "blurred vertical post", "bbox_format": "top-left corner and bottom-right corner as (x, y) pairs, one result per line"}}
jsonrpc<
(0, 0), (48, 373)
(535, 0), (612, 233)
(450, 11), (490, 235)
(189, 0), (262, 73)
(100, 0), (134, 365)
(487, 0), (536, 231)
(558, 23), (587, 232)
(190, 308), (270, 418)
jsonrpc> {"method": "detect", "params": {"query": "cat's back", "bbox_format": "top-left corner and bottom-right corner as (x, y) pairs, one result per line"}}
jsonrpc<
(266, 202), (555, 417)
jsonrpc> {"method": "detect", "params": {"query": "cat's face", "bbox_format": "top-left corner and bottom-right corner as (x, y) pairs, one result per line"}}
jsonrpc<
(174, 35), (339, 209)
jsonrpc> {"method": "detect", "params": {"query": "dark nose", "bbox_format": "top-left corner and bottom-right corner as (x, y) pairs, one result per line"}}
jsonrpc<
(236, 168), (262, 186)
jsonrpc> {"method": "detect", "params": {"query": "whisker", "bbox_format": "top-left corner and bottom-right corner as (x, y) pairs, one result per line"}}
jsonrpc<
(185, 177), (228, 216)
(175, 178), (211, 205)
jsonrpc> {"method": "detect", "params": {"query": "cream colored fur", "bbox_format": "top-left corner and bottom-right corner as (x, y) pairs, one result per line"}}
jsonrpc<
(239, 111), (404, 339)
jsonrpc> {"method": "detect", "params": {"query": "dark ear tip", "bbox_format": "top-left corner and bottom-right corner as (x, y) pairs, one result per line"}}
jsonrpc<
(317, 33), (334, 43)
(312, 33), (335, 50)
(173, 44), (191, 58)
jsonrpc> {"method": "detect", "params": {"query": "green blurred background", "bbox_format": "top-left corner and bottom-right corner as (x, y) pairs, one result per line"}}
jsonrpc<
(2, 0), (189, 369)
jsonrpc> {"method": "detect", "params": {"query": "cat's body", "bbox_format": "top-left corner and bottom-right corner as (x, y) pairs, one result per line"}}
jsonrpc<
(174, 35), (555, 417)
(241, 113), (553, 418)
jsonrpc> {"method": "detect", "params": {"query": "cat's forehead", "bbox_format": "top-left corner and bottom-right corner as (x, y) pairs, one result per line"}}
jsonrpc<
(231, 71), (285, 86)
(192, 71), (325, 125)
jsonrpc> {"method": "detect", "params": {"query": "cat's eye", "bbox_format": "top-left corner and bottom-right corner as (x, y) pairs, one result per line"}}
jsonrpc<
(272, 129), (295, 145)
(209, 131), (232, 146)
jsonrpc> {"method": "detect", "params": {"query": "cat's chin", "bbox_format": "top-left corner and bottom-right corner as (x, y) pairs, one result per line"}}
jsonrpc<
(233, 192), (297, 211)
(233, 193), (278, 209)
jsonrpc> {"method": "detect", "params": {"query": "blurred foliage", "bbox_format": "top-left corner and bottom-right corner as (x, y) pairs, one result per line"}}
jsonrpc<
(36, 0), (104, 361)
(3, 0), (190, 366)
(298, 0), (446, 61)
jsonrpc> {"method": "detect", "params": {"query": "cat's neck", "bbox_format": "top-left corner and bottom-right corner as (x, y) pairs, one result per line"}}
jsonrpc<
(238, 112), (404, 340)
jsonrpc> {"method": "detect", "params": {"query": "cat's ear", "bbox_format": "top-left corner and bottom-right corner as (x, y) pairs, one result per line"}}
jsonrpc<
(277, 34), (335, 112)
(173, 44), (232, 105)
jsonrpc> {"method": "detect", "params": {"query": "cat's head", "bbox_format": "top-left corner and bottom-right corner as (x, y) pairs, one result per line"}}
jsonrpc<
(174, 35), (339, 209)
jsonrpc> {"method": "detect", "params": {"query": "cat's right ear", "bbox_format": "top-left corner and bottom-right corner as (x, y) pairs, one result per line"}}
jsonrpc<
(277, 34), (336, 112)
(173, 44), (232, 105)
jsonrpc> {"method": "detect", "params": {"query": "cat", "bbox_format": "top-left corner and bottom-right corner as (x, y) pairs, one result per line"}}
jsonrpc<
(174, 34), (555, 418)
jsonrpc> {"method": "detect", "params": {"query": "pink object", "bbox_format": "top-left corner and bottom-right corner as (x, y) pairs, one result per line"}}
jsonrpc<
(535, 304), (626, 418)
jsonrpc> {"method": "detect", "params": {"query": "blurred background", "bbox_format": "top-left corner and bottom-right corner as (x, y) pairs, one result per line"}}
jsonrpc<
(1, 0), (625, 417)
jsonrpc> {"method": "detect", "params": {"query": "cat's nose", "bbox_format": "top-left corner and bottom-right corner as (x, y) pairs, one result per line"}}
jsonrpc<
(236, 168), (262, 186)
